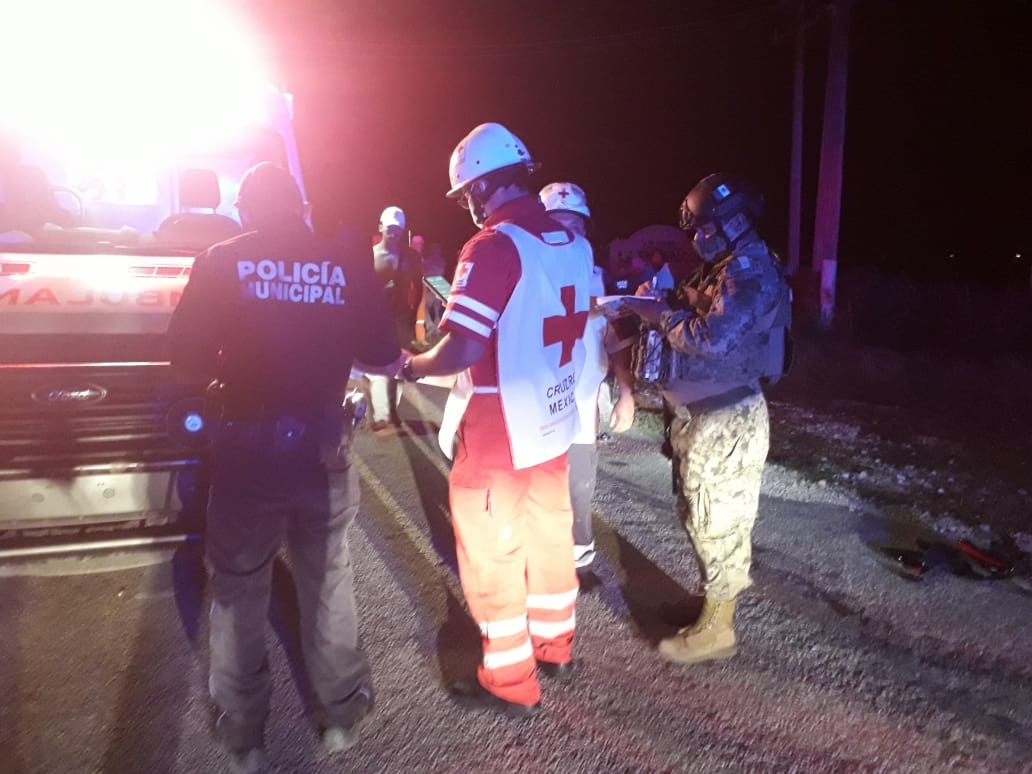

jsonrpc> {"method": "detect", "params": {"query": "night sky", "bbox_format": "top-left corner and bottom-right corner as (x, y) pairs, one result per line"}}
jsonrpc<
(248, 0), (1030, 286)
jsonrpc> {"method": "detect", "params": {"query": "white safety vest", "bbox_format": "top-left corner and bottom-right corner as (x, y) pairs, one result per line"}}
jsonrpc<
(437, 221), (593, 469)
(573, 268), (609, 444)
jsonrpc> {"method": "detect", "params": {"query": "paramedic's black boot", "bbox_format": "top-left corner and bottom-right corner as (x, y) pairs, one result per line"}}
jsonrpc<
(449, 681), (541, 719)
(537, 659), (576, 681)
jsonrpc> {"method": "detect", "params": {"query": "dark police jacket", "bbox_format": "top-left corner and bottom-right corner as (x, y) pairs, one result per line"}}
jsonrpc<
(167, 221), (399, 418)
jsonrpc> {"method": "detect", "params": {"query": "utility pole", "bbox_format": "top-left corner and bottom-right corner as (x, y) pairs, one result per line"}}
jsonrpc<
(811, 0), (853, 329)
(787, 0), (806, 276)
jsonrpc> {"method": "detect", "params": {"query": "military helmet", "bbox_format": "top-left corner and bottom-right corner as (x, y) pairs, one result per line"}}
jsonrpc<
(679, 174), (764, 234)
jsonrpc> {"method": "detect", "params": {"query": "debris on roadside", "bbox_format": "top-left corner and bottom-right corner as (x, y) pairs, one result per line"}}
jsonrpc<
(866, 530), (1032, 593)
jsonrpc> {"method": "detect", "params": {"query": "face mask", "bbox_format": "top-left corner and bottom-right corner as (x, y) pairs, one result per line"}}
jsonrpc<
(693, 228), (728, 262)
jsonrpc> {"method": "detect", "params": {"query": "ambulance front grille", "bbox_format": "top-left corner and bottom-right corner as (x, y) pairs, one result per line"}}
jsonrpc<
(0, 363), (207, 471)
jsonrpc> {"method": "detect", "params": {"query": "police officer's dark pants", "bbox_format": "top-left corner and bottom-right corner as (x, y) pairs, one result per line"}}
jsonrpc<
(206, 420), (370, 749)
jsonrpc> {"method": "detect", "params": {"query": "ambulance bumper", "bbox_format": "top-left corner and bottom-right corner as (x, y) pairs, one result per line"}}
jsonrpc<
(0, 460), (206, 533)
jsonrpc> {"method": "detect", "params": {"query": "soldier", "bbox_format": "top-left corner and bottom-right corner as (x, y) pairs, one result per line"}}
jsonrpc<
(397, 123), (592, 716)
(620, 174), (791, 664)
(168, 162), (402, 771)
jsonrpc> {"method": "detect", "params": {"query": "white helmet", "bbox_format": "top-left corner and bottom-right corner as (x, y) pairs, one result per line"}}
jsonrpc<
(446, 122), (537, 198)
(539, 182), (591, 219)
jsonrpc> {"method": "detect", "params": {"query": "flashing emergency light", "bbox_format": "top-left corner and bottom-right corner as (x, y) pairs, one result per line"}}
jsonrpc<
(167, 398), (208, 447)
(183, 412), (205, 434)
(0, 0), (277, 159)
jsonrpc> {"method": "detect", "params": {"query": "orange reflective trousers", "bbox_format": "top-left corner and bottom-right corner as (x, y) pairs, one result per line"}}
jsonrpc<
(449, 424), (578, 707)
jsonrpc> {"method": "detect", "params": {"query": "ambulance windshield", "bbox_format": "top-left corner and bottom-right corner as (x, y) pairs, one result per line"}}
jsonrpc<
(0, 125), (290, 255)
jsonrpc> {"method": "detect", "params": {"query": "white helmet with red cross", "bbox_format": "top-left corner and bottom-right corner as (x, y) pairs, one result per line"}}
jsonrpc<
(539, 182), (591, 219)
(446, 122), (537, 198)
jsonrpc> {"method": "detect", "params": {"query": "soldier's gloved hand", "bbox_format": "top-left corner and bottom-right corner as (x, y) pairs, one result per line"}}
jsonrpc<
(618, 296), (669, 327)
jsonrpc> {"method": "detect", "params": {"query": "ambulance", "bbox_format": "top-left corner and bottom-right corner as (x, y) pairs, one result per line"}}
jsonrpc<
(0, 1), (307, 550)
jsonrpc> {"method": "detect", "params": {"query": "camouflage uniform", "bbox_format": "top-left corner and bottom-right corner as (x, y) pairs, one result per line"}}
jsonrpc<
(660, 240), (787, 601)
(669, 393), (769, 599)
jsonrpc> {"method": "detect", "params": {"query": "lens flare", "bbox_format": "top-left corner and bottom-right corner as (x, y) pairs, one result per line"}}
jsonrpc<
(0, 0), (275, 158)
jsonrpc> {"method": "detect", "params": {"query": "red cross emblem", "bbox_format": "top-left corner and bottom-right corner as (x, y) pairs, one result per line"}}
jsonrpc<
(542, 285), (587, 366)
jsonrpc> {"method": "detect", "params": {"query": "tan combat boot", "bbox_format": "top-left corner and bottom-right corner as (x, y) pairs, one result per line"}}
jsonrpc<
(658, 598), (737, 664)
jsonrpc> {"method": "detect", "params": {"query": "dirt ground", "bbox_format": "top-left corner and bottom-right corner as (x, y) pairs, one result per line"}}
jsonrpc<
(633, 329), (1032, 587)
(768, 335), (1030, 533)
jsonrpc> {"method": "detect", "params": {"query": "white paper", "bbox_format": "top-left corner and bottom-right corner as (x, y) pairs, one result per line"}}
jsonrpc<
(594, 294), (642, 307)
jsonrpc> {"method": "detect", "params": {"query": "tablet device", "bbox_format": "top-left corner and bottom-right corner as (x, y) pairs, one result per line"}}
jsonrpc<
(424, 274), (452, 302)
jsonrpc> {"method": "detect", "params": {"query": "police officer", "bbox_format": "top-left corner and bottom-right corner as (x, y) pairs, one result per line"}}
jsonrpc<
(168, 162), (402, 771)
(398, 123), (592, 716)
(621, 174), (791, 665)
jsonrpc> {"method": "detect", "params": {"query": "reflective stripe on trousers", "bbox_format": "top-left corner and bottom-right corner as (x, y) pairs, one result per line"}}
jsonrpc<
(450, 441), (577, 707)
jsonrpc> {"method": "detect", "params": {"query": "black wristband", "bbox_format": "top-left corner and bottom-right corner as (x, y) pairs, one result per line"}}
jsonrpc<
(401, 358), (419, 382)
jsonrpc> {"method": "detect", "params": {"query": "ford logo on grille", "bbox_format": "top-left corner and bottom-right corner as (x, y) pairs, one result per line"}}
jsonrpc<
(32, 384), (108, 405)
